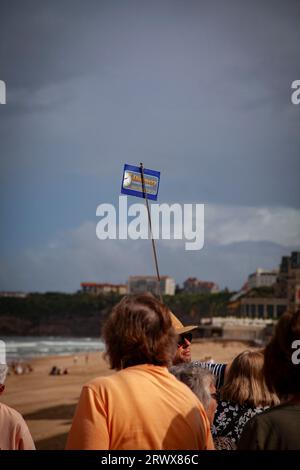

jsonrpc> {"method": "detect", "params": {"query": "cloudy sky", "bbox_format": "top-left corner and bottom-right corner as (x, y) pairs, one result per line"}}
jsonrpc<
(0, 0), (299, 292)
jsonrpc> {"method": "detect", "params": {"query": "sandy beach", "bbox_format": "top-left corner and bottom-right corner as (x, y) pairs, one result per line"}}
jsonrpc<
(1, 340), (257, 450)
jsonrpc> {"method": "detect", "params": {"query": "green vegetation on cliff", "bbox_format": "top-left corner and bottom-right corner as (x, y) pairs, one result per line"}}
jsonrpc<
(0, 291), (232, 336)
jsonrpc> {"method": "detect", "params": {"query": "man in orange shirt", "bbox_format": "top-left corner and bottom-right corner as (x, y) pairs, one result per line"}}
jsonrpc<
(66, 295), (214, 450)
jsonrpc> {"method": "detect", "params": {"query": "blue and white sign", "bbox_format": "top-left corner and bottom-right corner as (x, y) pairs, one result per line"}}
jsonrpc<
(121, 164), (160, 201)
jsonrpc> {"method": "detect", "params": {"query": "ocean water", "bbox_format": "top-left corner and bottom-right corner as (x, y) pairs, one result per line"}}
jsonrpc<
(0, 336), (105, 361)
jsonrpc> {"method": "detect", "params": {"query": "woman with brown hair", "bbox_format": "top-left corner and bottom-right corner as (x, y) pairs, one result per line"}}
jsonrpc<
(66, 295), (214, 450)
(212, 350), (279, 448)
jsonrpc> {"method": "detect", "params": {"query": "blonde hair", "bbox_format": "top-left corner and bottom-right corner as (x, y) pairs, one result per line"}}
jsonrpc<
(220, 350), (279, 408)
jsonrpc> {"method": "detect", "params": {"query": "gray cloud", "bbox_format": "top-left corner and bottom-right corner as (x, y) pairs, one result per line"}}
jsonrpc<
(1, 204), (299, 292)
(0, 0), (299, 291)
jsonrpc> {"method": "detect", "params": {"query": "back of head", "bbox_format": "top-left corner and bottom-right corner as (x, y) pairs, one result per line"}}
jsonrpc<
(103, 295), (177, 370)
(170, 363), (215, 412)
(221, 350), (279, 407)
(264, 309), (300, 398)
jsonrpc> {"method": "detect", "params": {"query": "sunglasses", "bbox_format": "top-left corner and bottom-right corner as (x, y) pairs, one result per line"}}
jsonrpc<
(177, 333), (193, 348)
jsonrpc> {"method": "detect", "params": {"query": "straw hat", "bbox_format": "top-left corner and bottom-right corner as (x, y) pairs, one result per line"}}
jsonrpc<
(170, 312), (198, 335)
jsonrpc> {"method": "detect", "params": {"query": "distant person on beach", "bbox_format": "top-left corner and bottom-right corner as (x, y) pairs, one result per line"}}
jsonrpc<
(49, 366), (57, 376)
(49, 366), (61, 376)
(15, 363), (23, 375)
(0, 363), (35, 450)
(66, 295), (214, 450)
(24, 363), (33, 374)
(170, 312), (228, 389)
(212, 350), (279, 449)
(238, 310), (300, 450)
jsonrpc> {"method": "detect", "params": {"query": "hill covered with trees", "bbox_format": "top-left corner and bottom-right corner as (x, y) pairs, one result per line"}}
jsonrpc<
(0, 291), (232, 336)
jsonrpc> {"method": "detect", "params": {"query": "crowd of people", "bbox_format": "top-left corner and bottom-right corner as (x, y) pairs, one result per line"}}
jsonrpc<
(8, 361), (34, 376)
(0, 294), (300, 450)
(49, 366), (69, 376)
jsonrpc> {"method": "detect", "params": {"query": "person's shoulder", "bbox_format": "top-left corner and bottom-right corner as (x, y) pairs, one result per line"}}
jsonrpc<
(245, 403), (292, 426)
(83, 373), (115, 390)
(259, 402), (300, 418)
(0, 402), (25, 425)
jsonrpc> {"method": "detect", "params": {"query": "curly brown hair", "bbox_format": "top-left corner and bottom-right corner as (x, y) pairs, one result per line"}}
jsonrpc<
(264, 309), (300, 397)
(102, 295), (177, 370)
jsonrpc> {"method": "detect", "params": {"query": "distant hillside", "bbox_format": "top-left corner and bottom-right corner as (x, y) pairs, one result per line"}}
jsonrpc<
(0, 291), (232, 336)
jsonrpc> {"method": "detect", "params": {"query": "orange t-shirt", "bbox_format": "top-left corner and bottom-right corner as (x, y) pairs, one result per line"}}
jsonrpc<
(66, 364), (214, 450)
(0, 402), (35, 450)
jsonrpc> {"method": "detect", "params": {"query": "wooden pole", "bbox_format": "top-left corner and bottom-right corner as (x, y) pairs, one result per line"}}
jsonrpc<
(139, 162), (163, 302)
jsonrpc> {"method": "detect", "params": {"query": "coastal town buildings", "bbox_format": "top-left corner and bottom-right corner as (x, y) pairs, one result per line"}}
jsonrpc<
(80, 282), (127, 295)
(128, 275), (175, 296)
(239, 251), (300, 319)
(0, 292), (28, 298)
(183, 278), (219, 294)
(247, 269), (278, 289)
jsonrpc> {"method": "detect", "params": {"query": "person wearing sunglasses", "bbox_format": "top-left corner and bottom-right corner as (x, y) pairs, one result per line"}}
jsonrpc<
(175, 332), (193, 364)
(170, 312), (228, 389)
(170, 313), (197, 365)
